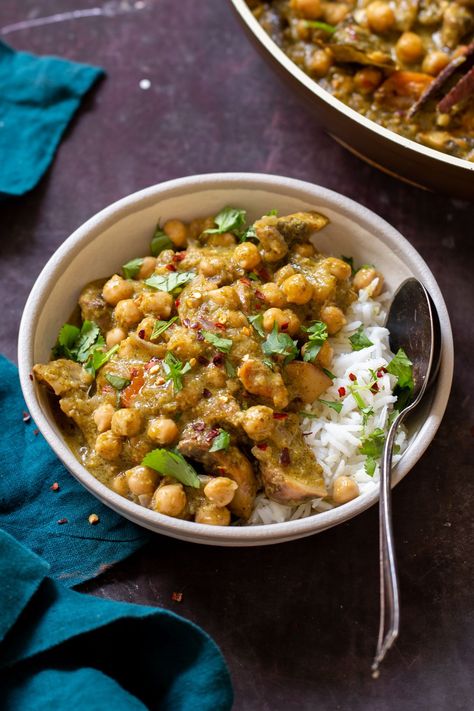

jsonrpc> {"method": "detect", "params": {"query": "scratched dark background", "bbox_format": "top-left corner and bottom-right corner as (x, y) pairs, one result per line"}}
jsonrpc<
(1, 1), (474, 709)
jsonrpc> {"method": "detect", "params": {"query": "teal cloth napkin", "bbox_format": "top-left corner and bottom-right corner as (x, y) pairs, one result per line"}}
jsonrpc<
(0, 355), (149, 586)
(0, 40), (104, 197)
(0, 530), (233, 710)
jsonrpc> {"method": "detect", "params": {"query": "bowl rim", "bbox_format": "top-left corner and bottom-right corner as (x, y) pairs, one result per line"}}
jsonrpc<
(18, 172), (454, 545)
(230, 0), (474, 176)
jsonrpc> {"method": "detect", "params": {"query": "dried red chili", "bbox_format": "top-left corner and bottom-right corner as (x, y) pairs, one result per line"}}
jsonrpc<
(165, 264), (176, 272)
(256, 443), (268, 451)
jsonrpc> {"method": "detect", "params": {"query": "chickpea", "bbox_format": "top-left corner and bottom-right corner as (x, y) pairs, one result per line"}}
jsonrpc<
(312, 275), (336, 303)
(111, 408), (143, 437)
(320, 305), (346, 335)
(233, 242), (261, 270)
(302, 338), (333, 368)
(137, 291), (173, 318)
(274, 265), (296, 286)
(332, 475), (359, 504)
(293, 243), (315, 257)
(95, 431), (122, 460)
(422, 51), (450, 76)
(353, 67), (383, 95)
(102, 274), (134, 306)
(137, 256), (156, 279)
(106, 327), (126, 348)
(163, 219), (188, 248)
(114, 299), (143, 329)
(260, 282), (286, 308)
(308, 48), (333, 77)
(204, 477), (238, 507)
(127, 466), (159, 496)
(93, 403), (115, 433)
(324, 257), (352, 281)
(262, 308), (300, 335)
(323, 2), (350, 25)
(352, 267), (384, 296)
(208, 286), (240, 309)
(112, 472), (129, 496)
(195, 503), (231, 526)
(290, 0), (322, 20)
(281, 274), (313, 304)
(199, 257), (222, 277)
(241, 405), (275, 441)
(152, 484), (187, 517)
(136, 316), (156, 340)
(396, 32), (425, 64)
(147, 417), (179, 445)
(366, 1), (395, 34)
(207, 232), (236, 247)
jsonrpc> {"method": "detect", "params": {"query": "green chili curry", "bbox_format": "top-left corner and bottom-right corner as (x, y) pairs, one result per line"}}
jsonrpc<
(249, 0), (474, 160)
(34, 208), (385, 526)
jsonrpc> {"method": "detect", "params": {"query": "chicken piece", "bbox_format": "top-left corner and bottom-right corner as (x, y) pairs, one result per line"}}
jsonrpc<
(177, 426), (257, 519)
(33, 359), (93, 397)
(330, 22), (395, 68)
(254, 217), (289, 262)
(284, 361), (332, 404)
(252, 415), (326, 505)
(238, 358), (289, 409)
(442, 3), (474, 48)
(275, 211), (329, 243)
(78, 282), (113, 333)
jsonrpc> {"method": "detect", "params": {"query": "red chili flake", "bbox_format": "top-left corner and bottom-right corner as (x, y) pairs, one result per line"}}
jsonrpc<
(240, 277), (252, 287)
(349, 373), (357, 382)
(182, 318), (191, 328)
(165, 264), (177, 272)
(29, 372), (34, 381)
(173, 252), (186, 262)
(102, 385), (114, 394)
(371, 383), (380, 393)
(255, 289), (265, 301)
(50, 482), (60, 492)
(212, 354), (224, 366)
(197, 355), (209, 365)
(197, 331), (204, 342)
(138, 329), (146, 339)
(202, 388), (212, 398)
(190, 322), (201, 330)
(273, 412), (288, 420)
(130, 368), (139, 378)
(280, 322), (289, 332)
(206, 428), (219, 443)
(256, 443), (268, 451)
(377, 368), (387, 378)
(175, 298), (181, 308)
(57, 518), (68, 525)
(216, 466), (227, 475)
(33, 429), (39, 436)
(192, 421), (206, 432)
(338, 387), (346, 397)
(22, 411), (31, 423)
(214, 322), (226, 330)
(172, 591), (183, 602)
(280, 448), (291, 466)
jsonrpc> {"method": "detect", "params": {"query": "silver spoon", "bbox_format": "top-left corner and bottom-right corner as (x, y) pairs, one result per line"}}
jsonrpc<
(372, 277), (440, 675)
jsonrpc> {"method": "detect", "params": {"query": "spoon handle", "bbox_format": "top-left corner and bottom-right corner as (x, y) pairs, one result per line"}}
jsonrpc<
(372, 417), (401, 673)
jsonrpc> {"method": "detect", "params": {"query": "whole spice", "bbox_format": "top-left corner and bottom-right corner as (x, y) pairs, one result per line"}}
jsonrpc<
(22, 410), (31, 423)
(88, 513), (100, 525)
(50, 482), (60, 492)
(57, 518), (68, 525)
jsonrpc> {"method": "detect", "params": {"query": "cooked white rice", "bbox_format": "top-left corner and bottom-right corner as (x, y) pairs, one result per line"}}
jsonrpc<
(247, 284), (407, 526)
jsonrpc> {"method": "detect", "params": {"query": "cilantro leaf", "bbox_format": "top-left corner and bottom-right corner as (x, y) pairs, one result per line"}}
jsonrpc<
(84, 344), (119, 376)
(225, 358), (236, 377)
(204, 207), (247, 235)
(142, 449), (200, 488)
(304, 19), (336, 33)
(322, 367), (336, 380)
(53, 319), (113, 376)
(387, 348), (414, 410)
(249, 314), (265, 338)
(75, 321), (102, 362)
(145, 271), (195, 293)
(318, 399), (343, 413)
(349, 325), (374, 351)
(151, 316), (178, 340)
(122, 258), (144, 280)
(262, 323), (298, 364)
(163, 352), (191, 392)
(303, 321), (328, 362)
(365, 457), (377, 477)
(202, 331), (233, 353)
(53, 323), (80, 358)
(209, 429), (231, 452)
(239, 224), (258, 244)
(360, 428), (385, 458)
(151, 226), (174, 256)
(105, 373), (131, 390)
(267, 209), (278, 216)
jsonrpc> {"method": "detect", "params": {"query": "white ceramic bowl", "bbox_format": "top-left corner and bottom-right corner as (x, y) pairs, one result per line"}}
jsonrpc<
(19, 174), (454, 546)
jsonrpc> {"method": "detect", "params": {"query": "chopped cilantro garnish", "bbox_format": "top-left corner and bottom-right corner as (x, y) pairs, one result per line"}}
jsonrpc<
(105, 373), (131, 390)
(53, 323), (81, 359)
(75, 321), (102, 363)
(304, 19), (336, 33)
(262, 323), (298, 364)
(387, 348), (414, 410)
(122, 258), (143, 280)
(163, 352), (191, 392)
(151, 226), (174, 256)
(349, 325), (374, 351)
(318, 399), (343, 413)
(322, 367), (336, 380)
(303, 321), (328, 362)
(360, 428), (385, 475)
(53, 320), (115, 376)
(142, 449), (200, 488)
(84, 344), (119, 376)
(267, 209), (278, 216)
(365, 457), (377, 477)
(341, 255), (355, 275)
(249, 314), (265, 338)
(224, 358), (236, 377)
(202, 331), (233, 353)
(144, 270), (195, 293)
(151, 316), (178, 340)
(239, 224), (258, 243)
(209, 429), (231, 452)
(350, 387), (374, 425)
(204, 207), (247, 236)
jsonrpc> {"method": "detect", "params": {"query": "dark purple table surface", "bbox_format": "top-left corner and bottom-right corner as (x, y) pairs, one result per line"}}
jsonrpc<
(1, 2), (473, 709)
